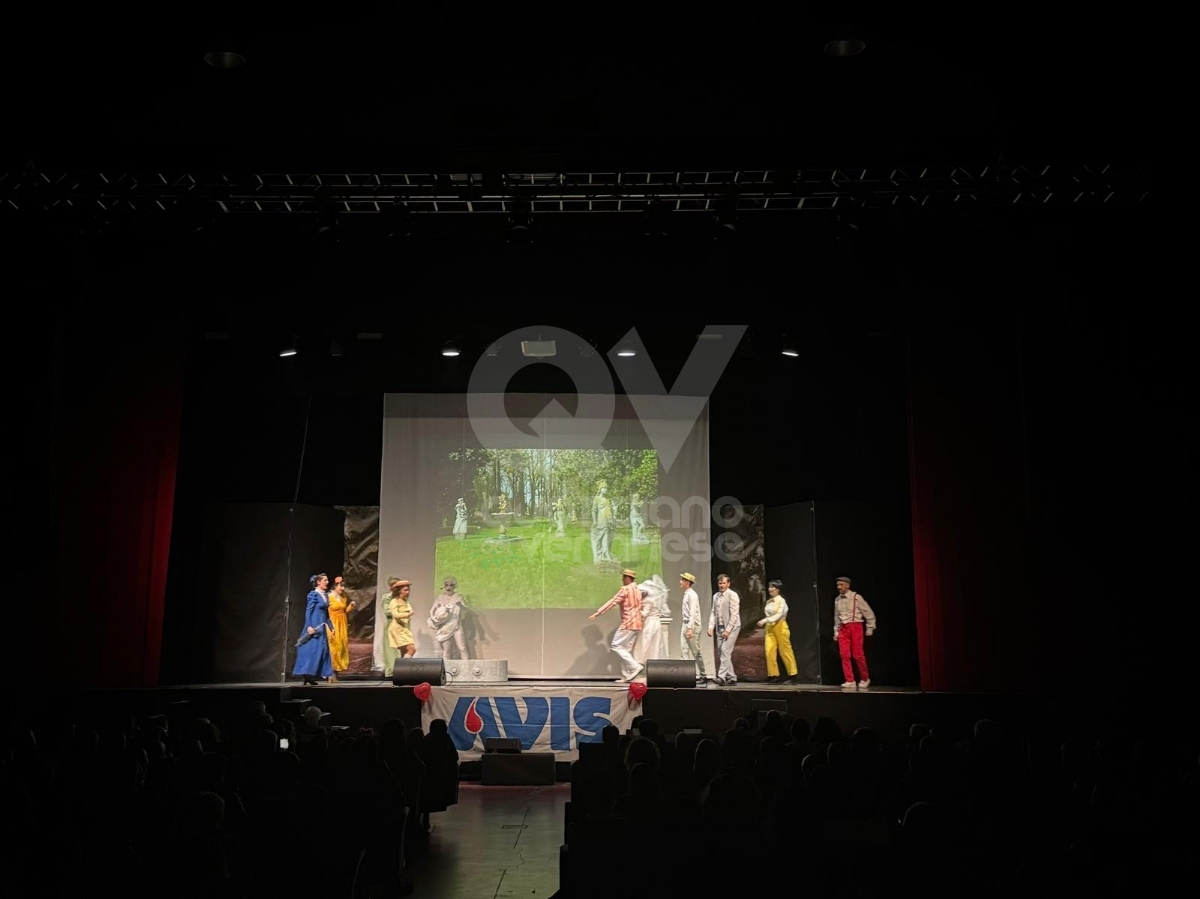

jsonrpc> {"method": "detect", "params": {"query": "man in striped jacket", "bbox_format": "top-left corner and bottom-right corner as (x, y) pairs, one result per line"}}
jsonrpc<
(589, 568), (645, 682)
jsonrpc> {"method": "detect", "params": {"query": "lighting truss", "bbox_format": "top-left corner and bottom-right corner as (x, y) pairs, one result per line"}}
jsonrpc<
(0, 164), (1147, 215)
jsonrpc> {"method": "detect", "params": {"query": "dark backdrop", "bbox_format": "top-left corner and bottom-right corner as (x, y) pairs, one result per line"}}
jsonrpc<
(812, 501), (919, 688)
(161, 503), (344, 684)
(762, 503), (822, 683)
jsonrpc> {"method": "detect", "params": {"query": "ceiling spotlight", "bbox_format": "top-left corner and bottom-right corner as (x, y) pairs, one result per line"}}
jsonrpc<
(824, 25), (866, 56)
(781, 344), (800, 358)
(441, 340), (462, 357)
(616, 341), (637, 357)
(279, 337), (298, 358)
(204, 38), (246, 68)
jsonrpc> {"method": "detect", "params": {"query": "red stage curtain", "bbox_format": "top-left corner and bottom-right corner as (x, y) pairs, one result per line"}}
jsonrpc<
(53, 317), (183, 687)
(907, 304), (1033, 692)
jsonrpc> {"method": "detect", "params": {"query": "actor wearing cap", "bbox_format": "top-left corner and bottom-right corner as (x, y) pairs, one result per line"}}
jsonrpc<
(326, 575), (356, 681)
(678, 572), (708, 682)
(589, 568), (644, 681)
(294, 573), (334, 685)
(429, 575), (469, 660)
(833, 576), (876, 689)
(708, 573), (742, 685)
(757, 578), (800, 684)
(385, 577), (417, 662)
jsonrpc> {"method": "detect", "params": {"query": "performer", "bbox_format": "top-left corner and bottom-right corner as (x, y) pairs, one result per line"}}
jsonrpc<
(588, 568), (644, 682)
(833, 576), (876, 689)
(385, 577), (417, 662)
(326, 575), (356, 681)
(678, 572), (708, 683)
(429, 576), (469, 661)
(757, 578), (799, 684)
(633, 574), (668, 667)
(708, 573), (741, 685)
(294, 573), (334, 685)
(453, 497), (468, 539)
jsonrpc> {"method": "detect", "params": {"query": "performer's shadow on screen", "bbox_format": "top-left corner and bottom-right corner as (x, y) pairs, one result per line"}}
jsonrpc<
(564, 624), (618, 678)
(461, 606), (500, 656)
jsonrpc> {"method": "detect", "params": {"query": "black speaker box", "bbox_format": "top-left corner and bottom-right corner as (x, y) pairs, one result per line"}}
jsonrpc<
(484, 737), (522, 753)
(392, 658), (446, 686)
(645, 659), (697, 688)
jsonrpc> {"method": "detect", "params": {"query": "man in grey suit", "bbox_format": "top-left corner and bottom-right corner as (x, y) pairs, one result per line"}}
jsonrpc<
(708, 573), (742, 685)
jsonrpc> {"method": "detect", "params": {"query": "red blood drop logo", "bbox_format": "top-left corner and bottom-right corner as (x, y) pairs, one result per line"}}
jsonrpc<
(465, 698), (484, 734)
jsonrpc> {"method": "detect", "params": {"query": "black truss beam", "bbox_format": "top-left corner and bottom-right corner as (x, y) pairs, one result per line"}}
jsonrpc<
(0, 164), (1147, 216)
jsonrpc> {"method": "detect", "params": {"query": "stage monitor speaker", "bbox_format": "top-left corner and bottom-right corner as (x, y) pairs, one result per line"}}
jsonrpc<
(645, 659), (696, 688)
(484, 737), (522, 754)
(392, 658), (445, 686)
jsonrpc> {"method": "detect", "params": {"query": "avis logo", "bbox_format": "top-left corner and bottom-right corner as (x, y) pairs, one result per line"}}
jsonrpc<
(447, 696), (612, 751)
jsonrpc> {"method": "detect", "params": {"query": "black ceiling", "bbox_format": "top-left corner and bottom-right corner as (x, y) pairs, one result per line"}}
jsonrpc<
(2, 8), (1164, 172)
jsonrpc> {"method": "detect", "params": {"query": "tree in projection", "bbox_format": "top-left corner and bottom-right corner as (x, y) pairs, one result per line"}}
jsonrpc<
(441, 448), (493, 525)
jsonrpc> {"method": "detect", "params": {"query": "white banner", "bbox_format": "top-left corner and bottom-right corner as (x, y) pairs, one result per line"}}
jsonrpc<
(420, 684), (639, 760)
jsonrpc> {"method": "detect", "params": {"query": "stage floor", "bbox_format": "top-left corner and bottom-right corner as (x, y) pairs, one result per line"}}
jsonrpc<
(157, 678), (921, 694)
(38, 677), (1058, 754)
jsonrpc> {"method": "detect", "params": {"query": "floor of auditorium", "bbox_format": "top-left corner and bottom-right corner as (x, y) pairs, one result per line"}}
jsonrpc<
(407, 782), (567, 899)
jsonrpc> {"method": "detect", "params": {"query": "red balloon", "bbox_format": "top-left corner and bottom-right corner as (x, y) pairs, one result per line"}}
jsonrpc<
(413, 682), (432, 702)
(628, 682), (647, 702)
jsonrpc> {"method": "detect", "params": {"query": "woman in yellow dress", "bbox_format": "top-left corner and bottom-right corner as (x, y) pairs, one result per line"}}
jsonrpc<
(385, 577), (417, 664)
(326, 576), (356, 681)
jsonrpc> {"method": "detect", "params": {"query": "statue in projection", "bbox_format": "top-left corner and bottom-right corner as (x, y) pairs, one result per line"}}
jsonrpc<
(629, 492), (650, 545)
(591, 482), (616, 562)
(554, 498), (567, 536)
(453, 497), (468, 539)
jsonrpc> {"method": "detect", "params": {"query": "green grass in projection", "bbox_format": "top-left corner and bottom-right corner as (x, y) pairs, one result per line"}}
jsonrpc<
(435, 447), (660, 609)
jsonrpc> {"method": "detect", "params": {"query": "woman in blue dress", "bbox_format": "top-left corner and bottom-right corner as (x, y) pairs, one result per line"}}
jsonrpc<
(294, 572), (335, 685)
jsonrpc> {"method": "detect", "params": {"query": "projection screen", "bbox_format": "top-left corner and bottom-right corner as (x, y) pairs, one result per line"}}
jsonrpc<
(376, 394), (713, 677)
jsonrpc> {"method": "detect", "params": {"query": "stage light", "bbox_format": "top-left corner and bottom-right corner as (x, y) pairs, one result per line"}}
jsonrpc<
(616, 341), (636, 357)
(204, 38), (246, 68)
(279, 337), (298, 358)
(824, 25), (866, 56)
(442, 340), (462, 357)
(521, 339), (557, 358)
(782, 345), (799, 357)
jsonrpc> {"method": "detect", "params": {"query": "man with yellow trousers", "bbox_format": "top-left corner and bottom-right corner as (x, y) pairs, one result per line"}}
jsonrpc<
(757, 578), (800, 684)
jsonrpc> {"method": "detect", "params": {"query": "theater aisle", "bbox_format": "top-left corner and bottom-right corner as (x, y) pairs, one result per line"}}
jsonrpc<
(406, 782), (568, 898)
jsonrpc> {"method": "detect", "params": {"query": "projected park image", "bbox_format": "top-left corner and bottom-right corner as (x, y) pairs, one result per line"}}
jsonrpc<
(434, 448), (660, 610)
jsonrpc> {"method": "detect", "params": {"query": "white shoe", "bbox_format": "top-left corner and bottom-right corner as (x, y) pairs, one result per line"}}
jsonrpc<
(841, 681), (857, 689)
(858, 679), (870, 689)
